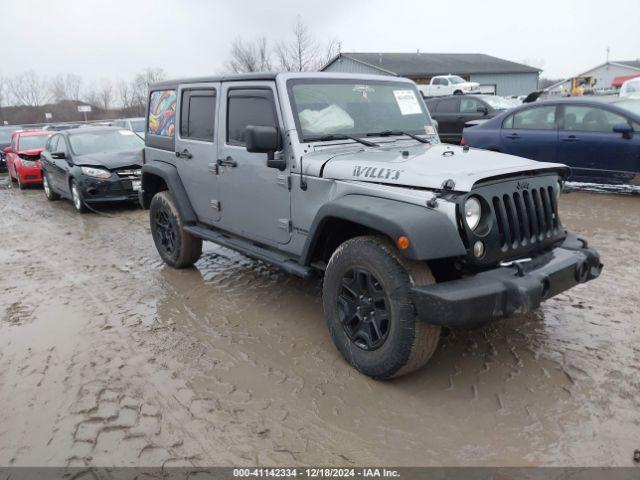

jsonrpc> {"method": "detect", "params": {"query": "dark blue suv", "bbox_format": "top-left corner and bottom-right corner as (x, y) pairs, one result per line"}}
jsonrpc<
(462, 97), (640, 185)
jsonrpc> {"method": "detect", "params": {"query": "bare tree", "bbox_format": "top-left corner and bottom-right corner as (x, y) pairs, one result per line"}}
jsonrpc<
(66, 74), (82, 101)
(225, 37), (272, 73)
(8, 71), (51, 107)
(131, 67), (167, 113)
(49, 75), (67, 102)
(82, 83), (100, 107)
(117, 80), (133, 109)
(314, 37), (341, 71)
(49, 73), (83, 102)
(98, 79), (113, 110)
(0, 76), (6, 122)
(275, 17), (321, 72)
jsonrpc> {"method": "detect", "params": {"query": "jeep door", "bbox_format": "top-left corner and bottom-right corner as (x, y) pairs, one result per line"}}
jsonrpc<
(217, 82), (291, 245)
(175, 83), (221, 225)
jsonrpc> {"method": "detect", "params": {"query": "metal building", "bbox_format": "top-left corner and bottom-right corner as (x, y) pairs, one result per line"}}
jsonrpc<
(321, 52), (540, 96)
(546, 60), (640, 94)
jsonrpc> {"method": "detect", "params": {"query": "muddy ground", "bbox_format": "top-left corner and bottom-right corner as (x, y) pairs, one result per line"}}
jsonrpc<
(0, 174), (638, 467)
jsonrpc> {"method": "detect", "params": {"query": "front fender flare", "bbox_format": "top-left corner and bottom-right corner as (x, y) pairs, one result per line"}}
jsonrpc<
(141, 161), (197, 224)
(302, 195), (466, 264)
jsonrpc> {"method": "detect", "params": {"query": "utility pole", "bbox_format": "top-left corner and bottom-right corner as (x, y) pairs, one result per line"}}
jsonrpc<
(606, 46), (610, 63)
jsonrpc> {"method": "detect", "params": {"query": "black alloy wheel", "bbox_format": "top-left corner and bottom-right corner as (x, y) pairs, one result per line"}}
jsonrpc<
(338, 267), (390, 351)
(154, 208), (177, 257)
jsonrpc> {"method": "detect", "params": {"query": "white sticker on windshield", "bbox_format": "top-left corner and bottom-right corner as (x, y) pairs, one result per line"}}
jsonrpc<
(119, 130), (135, 135)
(393, 90), (421, 115)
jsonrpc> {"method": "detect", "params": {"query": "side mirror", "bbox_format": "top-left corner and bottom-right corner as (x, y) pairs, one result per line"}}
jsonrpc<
(476, 106), (489, 116)
(245, 125), (285, 170)
(4, 146), (11, 154)
(51, 151), (66, 159)
(612, 123), (633, 139)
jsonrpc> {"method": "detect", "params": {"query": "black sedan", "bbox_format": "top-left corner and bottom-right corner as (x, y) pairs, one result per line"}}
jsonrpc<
(425, 95), (517, 144)
(40, 127), (144, 213)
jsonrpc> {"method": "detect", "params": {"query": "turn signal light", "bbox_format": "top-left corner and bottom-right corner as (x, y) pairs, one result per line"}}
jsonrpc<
(396, 236), (410, 250)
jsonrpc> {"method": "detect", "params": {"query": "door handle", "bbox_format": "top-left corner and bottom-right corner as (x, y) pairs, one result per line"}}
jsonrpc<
(506, 133), (520, 140)
(175, 149), (193, 159)
(217, 156), (237, 167)
(562, 135), (579, 142)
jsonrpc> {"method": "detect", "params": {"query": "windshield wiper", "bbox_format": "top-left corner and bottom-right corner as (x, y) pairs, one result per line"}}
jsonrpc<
(306, 133), (379, 147)
(365, 130), (430, 144)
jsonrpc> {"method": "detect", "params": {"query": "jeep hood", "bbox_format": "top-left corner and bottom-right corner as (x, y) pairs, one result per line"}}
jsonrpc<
(303, 143), (568, 192)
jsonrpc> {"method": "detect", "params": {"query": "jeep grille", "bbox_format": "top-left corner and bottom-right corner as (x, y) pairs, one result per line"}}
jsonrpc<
(492, 186), (559, 251)
(459, 175), (565, 267)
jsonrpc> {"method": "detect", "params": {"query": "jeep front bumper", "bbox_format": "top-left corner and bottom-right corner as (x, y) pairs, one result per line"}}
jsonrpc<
(411, 232), (602, 328)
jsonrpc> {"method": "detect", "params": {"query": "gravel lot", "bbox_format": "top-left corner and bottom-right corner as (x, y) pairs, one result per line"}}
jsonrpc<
(0, 174), (638, 467)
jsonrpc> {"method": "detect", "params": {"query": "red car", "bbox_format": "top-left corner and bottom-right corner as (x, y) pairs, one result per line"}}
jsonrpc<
(5, 130), (53, 189)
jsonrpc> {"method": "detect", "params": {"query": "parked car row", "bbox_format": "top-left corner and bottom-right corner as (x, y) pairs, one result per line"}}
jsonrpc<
(4, 126), (144, 212)
(425, 94), (517, 144)
(461, 97), (640, 185)
(0, 118), (144, 172)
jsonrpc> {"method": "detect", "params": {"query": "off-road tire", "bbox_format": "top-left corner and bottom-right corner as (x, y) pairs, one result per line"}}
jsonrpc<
(149, 191), (202, 269)
(43, 174), (59, 201)
(323, 235), (441, 379)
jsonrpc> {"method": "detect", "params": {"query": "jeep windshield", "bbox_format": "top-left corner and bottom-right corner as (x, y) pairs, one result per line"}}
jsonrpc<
(287, 79), (435, 142)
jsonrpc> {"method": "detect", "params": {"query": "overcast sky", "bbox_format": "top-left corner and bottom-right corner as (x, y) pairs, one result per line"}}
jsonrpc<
(2, 0), (639, 83)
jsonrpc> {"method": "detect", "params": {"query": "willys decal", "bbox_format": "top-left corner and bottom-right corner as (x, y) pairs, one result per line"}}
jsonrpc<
(353, 165), (403, 181)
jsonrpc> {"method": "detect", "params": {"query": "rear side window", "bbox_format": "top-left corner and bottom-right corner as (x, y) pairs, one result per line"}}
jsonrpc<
(435, 97), (459, 113)
(425, 99), (439, 113)
(511, 106), (556, 130)
(148, 90), (177, 137)
(227, 89), (278, 146)
(180, 89), (216, 141)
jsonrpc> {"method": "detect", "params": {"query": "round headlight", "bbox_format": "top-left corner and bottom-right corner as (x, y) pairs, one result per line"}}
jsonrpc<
(464, 197), (482, 230)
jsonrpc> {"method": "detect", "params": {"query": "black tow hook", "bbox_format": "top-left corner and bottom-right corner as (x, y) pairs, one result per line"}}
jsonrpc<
(634, 449), (640, 463)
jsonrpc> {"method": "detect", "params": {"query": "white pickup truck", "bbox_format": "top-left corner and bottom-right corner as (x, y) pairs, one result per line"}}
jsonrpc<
(418, 75), (481, 97)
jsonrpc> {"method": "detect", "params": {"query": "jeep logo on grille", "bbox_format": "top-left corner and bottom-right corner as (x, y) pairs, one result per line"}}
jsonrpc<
(516, 181), (530, 190)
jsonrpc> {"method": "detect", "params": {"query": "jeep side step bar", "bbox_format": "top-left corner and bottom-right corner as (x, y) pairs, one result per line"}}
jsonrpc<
(184, 224), (316, 279)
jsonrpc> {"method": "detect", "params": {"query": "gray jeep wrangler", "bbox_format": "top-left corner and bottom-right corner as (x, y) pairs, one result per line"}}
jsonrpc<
(141, 72), (602, 379)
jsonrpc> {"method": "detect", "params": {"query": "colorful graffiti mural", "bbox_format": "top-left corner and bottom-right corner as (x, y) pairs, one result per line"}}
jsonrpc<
(148, 90), (176, 137)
